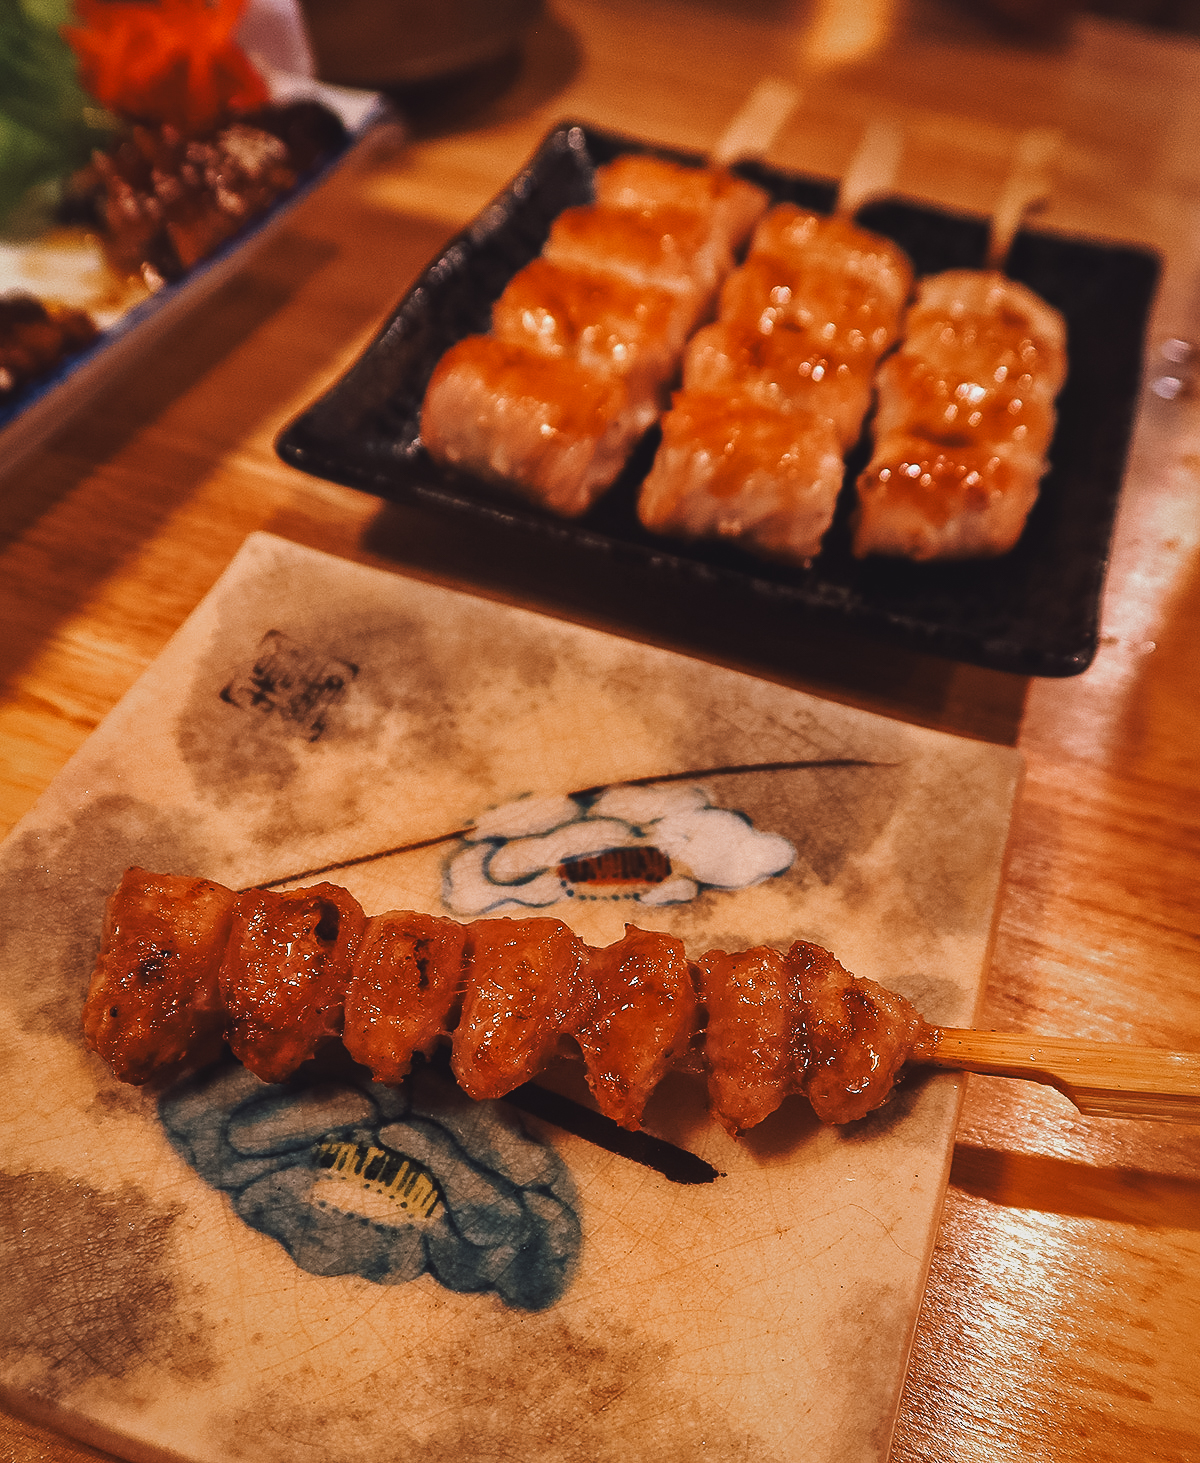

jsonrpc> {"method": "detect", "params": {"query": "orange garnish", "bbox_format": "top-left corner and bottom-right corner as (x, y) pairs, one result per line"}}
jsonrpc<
(64, 0), (269, 133)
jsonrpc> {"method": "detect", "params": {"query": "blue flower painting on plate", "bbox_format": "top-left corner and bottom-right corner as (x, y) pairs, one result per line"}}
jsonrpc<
(160, 1059), (582, 1311)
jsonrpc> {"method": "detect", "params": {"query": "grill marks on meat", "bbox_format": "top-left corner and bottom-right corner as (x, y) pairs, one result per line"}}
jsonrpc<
(575, 925), (696, 1130)
(83, 869), (932, 1130)
(218, 882), (367, 1082)
(82, 868), (235, 1084)
(694, 941), (917, 1129)
(343, 910), (470, 1084)
(789, 940), (924, 1124)
(695, 944), (808, 1134)
(452, 917), (591, 1101)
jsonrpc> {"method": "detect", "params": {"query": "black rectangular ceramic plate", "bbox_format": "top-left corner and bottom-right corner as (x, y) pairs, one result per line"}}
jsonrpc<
(276, 120), (1161, 677)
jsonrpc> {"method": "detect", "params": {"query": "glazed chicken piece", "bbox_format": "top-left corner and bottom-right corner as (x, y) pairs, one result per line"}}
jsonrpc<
(218, 882), (366, 1083)
(572, 924), (697, 1130)
(82, 867), (235, 1084)
(451, 916), (591, 1101)
(592, 153), (769, 256)
(789, 940), (931, 1124)
(719, 254), (904, 362)
(343, 909), (471, 1083)
(747, 205), (914, 310)
(694, 944), (808, 1134)
(853, 269), (1066, 560)
(539, 162), (761, 332)
(854, 439), (1040, 560)
(489, 256), (697, 392)
(877, 352), (1056, 453)
(419, 335), (657, 518)
(720, 207), (912, 388)
(682, 319), (872, 449)
(896, 271), (1065, 402)
(720, 205), (912, 407)
(637, 388), (845, 562)
(543, 202), (728, 313)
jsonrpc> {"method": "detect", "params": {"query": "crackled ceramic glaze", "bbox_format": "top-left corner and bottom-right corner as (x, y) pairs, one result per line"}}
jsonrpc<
(0, 533), (1021, 1463)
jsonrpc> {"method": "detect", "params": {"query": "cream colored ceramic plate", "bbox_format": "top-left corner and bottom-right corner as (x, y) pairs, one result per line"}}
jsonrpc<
(0, 533), (1021, 1463)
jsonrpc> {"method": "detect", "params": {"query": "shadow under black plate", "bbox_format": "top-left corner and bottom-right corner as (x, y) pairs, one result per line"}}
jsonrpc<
(276, 120), (1161, 677)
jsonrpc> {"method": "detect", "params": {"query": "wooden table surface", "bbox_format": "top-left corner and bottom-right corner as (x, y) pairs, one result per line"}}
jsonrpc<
(2, 2), (1198, 1459)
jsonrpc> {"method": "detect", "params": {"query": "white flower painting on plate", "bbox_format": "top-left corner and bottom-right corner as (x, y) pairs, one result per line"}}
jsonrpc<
(444, 783), (796, 915)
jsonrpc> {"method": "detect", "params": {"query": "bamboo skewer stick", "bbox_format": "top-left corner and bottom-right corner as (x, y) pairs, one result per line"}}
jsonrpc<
(710, 77), (802, 166)
(911, 1027), (1200, 1123)
(836, 118), (903, 217)
(710, 83), (901, 217)
(986, 126), (1061, 269)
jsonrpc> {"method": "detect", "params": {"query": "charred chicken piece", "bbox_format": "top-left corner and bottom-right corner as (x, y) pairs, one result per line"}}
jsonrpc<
(344, 908), (471, 1084)
(573, 924), (697, 1131)
(451, 916), (591, 1101)
(82, 867), (235, 1084)
(788, 939), (929, 1124)
(695, 944), (809, 1134)
(218, 882), (367, 1083)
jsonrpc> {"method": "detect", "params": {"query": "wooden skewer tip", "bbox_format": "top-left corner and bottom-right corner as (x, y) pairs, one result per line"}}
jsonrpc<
(711, 77), (803, 166)
(916, 1027), (1200, 1125)
(836, 118), (903, 217)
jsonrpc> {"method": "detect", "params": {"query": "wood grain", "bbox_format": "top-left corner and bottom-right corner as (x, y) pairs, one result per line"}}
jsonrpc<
(2, 3), (1199, 1460)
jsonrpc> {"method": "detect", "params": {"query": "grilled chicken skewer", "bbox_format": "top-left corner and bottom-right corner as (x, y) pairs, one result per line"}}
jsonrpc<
(84, 870), (1200, 1135)
(852, 129), (1067, 561)
(638, 122), (912, 563)
(82, 869), (927, 1132)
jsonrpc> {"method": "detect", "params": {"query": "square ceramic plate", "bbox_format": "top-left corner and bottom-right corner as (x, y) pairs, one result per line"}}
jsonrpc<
(0, 533), (1022, 1463)
(276, 119), (1161, 678)
(0, 77), (384, 480)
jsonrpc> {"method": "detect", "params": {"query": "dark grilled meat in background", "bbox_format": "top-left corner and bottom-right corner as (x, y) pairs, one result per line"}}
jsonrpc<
(88, 100), (348, 288)
(0, 293), (98, 399)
